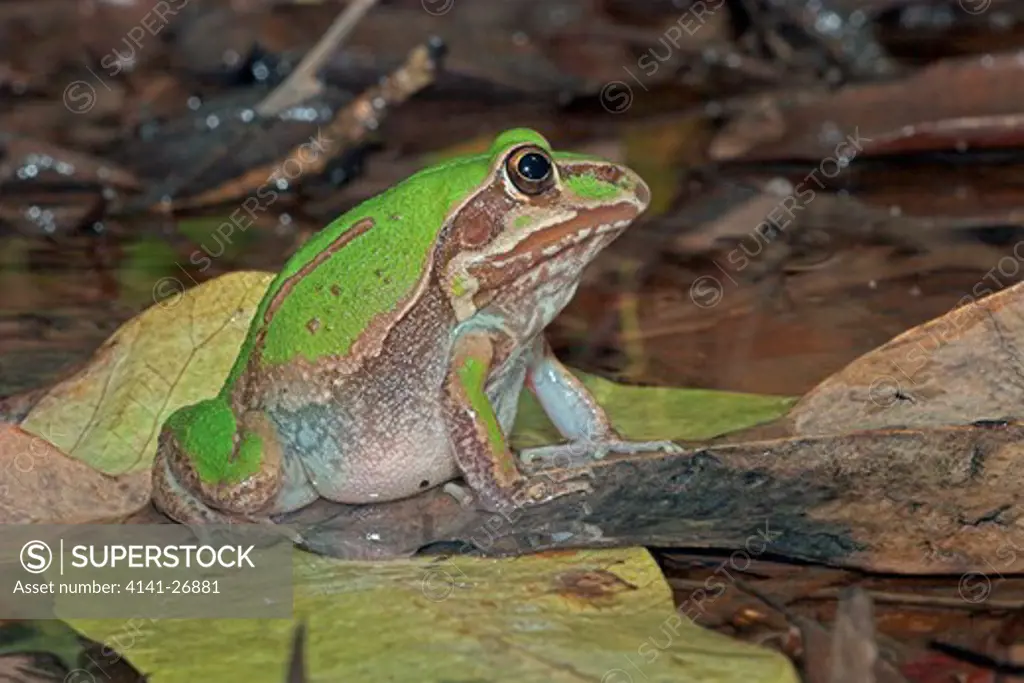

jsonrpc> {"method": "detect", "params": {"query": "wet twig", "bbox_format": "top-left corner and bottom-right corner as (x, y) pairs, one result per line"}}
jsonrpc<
(256, 0), (380, 117)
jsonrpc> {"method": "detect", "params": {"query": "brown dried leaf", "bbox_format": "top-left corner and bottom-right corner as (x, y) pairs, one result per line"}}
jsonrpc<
(790, 280), (1024, 436)
(0, 424), (149, 524)
(711, 54), (1024, 162)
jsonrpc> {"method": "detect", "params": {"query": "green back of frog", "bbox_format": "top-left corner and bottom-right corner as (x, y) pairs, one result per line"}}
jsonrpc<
(221, 129), (555, 389)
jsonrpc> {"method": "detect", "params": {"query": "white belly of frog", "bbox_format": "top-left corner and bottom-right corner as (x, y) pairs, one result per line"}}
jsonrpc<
(267, 397), (456, 505)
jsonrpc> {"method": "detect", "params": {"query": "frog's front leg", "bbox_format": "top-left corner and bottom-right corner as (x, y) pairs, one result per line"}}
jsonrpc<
(519, 338), (682, 467)
(152, 398), (303, 542)
(444, 332), (592, 511)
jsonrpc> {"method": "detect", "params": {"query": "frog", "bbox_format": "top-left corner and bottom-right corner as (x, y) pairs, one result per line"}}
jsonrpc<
(151, 128), (681, 538)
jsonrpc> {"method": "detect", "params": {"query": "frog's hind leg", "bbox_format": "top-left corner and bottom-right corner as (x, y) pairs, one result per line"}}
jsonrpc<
(152, 447), (240, 526)
(518, 338), (683, 468)
(151, 410), (304, 543)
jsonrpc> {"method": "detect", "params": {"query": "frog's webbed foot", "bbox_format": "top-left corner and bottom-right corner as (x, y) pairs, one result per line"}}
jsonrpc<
(509, 470), (594, 508)
(523, 340), (685, 468)
(519, 439), (684, 468)
(444, 470), (594, 510)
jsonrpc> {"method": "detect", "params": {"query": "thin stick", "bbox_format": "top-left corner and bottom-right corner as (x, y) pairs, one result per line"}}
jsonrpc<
(256, 0), (380, 117)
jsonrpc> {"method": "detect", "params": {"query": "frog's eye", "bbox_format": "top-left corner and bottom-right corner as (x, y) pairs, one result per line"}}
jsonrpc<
(505, 146), (556, 196)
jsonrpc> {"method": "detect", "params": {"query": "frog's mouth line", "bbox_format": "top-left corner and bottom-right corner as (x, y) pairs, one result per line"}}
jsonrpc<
(485, 202), (640, 273)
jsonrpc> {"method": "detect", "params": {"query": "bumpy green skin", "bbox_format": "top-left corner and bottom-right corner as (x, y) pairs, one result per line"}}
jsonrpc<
(163, 128), (624, 485)
(165, 398), (262, 484)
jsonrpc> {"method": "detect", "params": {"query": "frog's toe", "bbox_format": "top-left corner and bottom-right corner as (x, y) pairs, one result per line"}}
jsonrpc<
(595, 439), (685, 456)
(512, 475), (592, 508)
(518, 443), (598, 468)
(519, 439), (682, 469)
(442, 481), (476, 508)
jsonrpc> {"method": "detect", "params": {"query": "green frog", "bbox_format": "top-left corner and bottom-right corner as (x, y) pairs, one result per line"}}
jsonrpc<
(151, 128), (679, 536)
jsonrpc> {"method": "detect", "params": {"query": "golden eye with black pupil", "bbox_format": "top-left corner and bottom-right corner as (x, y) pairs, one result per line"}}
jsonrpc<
(505, 146), (555, 195)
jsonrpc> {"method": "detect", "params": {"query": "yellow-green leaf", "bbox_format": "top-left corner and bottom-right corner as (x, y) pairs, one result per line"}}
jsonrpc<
(20, 271), (273, 475)
(69, 548), (798, 682)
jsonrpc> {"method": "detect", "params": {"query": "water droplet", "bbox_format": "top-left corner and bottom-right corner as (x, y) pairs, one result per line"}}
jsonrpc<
(205, 114), (220, 129)
(817, 121), (843, 145)
(252, 63), (270, 82)
(187, 96), (202, 110)
(222, 49), (240, 67)
(766, 178), (794, 196)
(240, 108), (254, 123)
(981, 54), (995, 68)
(815, 11), (843, 35)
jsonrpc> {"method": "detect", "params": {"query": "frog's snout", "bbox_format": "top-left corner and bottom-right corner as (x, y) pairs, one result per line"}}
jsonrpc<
(560, 161), (651, 216)
(607, 165), (651, 218)
(627, 168), (651, 212)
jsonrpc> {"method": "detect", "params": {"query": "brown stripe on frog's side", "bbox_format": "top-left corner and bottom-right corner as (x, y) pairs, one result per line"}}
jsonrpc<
(237, 177), (508, 414)
(262, 217), (378, 324)
(230, 218), (377, 410)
